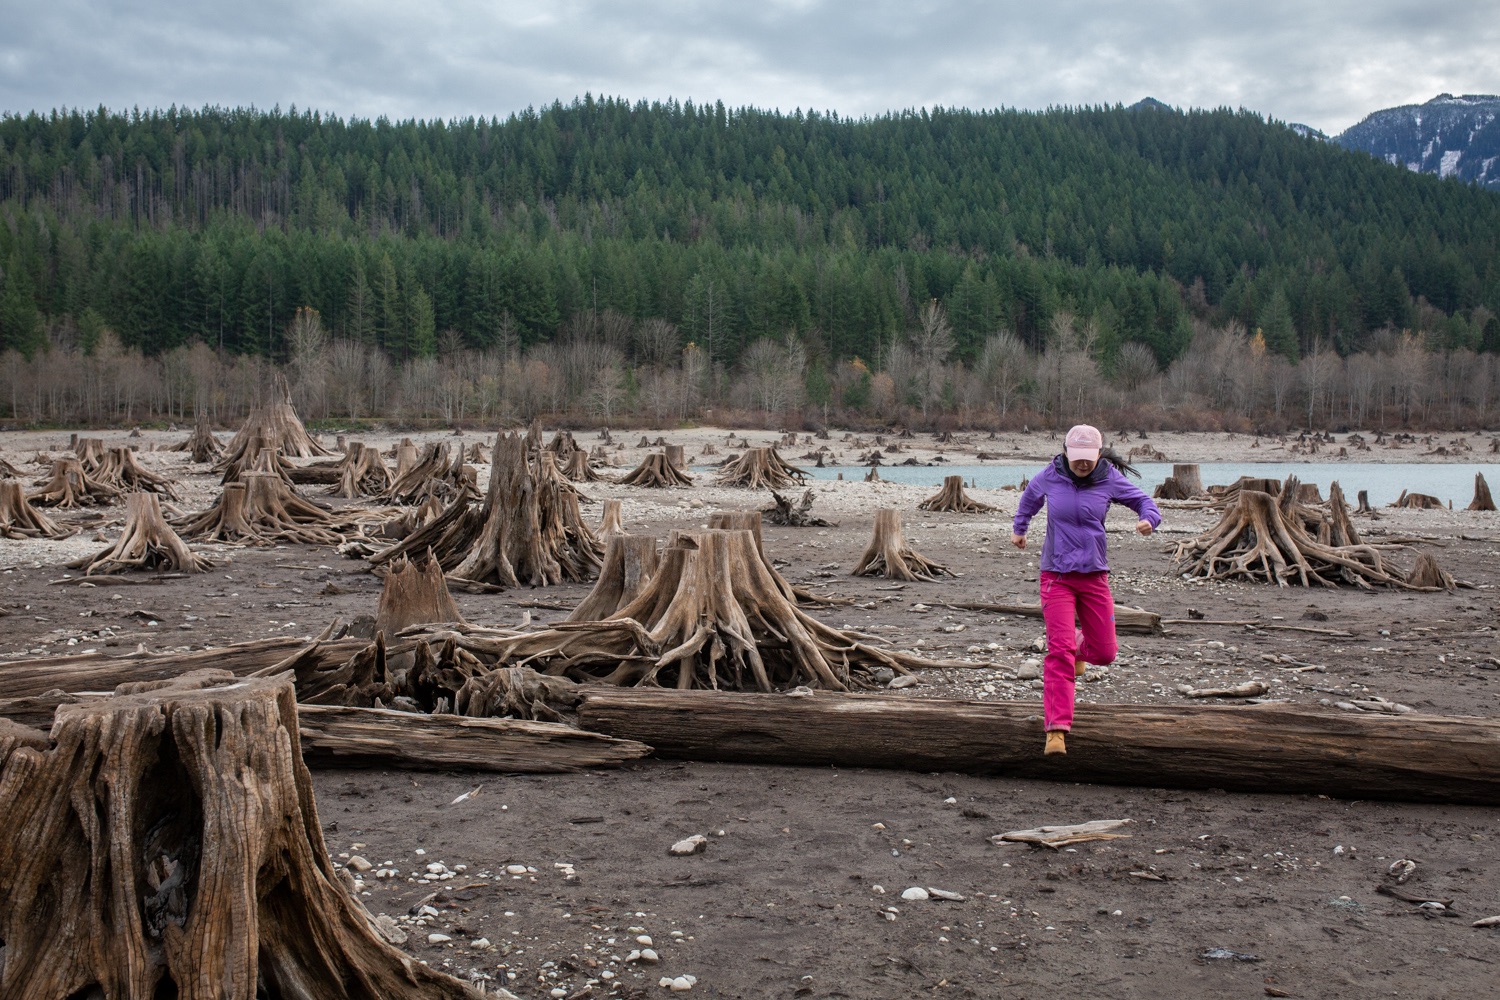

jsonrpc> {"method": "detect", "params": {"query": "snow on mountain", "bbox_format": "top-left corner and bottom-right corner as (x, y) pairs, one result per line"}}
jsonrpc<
(1334, 94), (1500, 190)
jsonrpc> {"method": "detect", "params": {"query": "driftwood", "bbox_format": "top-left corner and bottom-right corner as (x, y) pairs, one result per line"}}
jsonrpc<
(852, 508), (952, 581)
(918, 475), (995, 513)
(575, 689), (1500, 805)
(618, 452), (694, 487)
(0, 478), (71, 538)
(67, 492), (211, 575)
(1175, 681), (1268, 698)
(1469, 473), (1496, 512)
(943, 601), (1162, 635)
(0, 670), (478, 999)
(30, 456), (121, 507)
(170, 417), (222, 463)
(716, 446), (808, 489)
(218, 373), (329, 465)
(95, 446), (182, 499)
(375, 551), (464, 634)
(763, 488), (836, 526)
(566, 533), (660, 622)
(993, 819), (1133, 849)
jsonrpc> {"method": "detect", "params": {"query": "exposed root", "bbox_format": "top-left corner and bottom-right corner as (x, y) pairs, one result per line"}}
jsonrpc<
(852, 509), (952, 581)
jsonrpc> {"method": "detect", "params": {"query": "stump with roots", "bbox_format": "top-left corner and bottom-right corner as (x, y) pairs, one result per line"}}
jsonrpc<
(68, 493), (211, 575)
(219, 435), (295, 485)
(403, 528), (954, 691)
(1154, 464), (1207, 501)
(176, 473), (367, 546)
(390, 438), (419, 474)
(218, 375), (329, 470)
(72, 436), (107, 471)
(1173, 476), (1447, 589)
(30, 457), (121, 507)
(329, 441), (393, 499)
(0, 478), (71, 539)
(169, 416), (224, 463)
(1389, 490), (1446, 510)
(371, 432), (603, 587)
(0, 670), (477, 1000)
(864, 466), (881, 482)
(0, 455), (20, 478)
(918, 475), (995, 513)
(545, 430), (579, 458)
(1205, 476), (1281, 506)
(762, 488), (835, 527)
(715, 447), (808, 489)
(380, 443), (474, 505)
(618, 452), (694, 487)
(598, 498), (625, 535)
(376, 551), (464, 635)
(1468, 473), (1496, 512)
(705, 509), (842, 606)
(566, 533), (661, 622)
(563, 447), (610, 483)
(853, 509), (953, 581)
(95, 446), (182, 499)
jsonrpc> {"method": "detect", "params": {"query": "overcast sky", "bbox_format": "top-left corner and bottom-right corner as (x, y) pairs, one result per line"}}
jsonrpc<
(2, 1), (1496, 136)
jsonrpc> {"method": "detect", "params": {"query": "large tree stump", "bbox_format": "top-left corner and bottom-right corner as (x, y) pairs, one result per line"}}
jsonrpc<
(566, 533), (661, 622)
(618, 452), (694, 487)
(168, 416), (224, 463)
(30, 456), (121, 507)
(96, 446), (182, 500)
(379, 443), (474, 505)
(598, 498), (625, 535)
(715, 446), (808, 489)
(0, 478), (71, 539)
(705, 509), (840, 605)
(375, 551), (465, 635)
(218, 435), (294, 486)
(918, 475), (995, 513)
(218, 373), (329, 465)
(852, 509), (952, 581)
(329, 442), (393, 499)
(176, 473), (366, 547)
(0, 670), (476, 999)
(68, 493), (211, 575)
(72, 436), (107, 471)
(1468, 472), (1496, 512)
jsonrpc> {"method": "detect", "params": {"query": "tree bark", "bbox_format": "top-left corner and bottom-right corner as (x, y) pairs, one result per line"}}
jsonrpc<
(375, 552), (464, 635)
(0, 670), (477, 999)
(576, 688), (1500, 806)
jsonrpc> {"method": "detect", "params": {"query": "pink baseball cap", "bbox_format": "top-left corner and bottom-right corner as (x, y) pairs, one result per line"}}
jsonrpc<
(1065, 424), (1103, 462)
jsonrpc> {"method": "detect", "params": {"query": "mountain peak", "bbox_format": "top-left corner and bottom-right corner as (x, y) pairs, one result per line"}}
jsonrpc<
(1334, 94), (1500, 190)
(1128, 97), (1175, 113)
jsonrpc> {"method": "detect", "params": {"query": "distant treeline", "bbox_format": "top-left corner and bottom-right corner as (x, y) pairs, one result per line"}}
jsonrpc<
(0, 98), (1497, 373)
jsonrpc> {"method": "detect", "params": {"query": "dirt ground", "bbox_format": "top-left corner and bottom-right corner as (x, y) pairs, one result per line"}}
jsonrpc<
(2, 427), (1499, 999)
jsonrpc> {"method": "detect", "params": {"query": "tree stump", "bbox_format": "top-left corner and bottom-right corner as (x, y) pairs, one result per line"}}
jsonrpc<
(465, 440), (490, 464)
(618, 452), (694, 487)
(1172, 464), (1204, 496)
(1356, 489), (1375, 514)
(1407, 550), (1456, 590)
(852, 509), (952, 581)
(918, 475), (996, 513)
(566, 533), (661, 622)
(69, 493), (211, 575)
(330, 442), (393, 499)
(376, 551), (465, 635)
(1389, 490), (1445, 510)
(598, 498), (625, 535)
(664, 444), (686, 469)
(545, 430), (579, 459)
(563, 447), (610, 483)
(169, 416), (224, 463)
(391, 439), (420, 477)
(1468, 473), (1496, 512)
(72, 436), (107, 471)
(177, 473), (362, 547)
(864, 466), (881, 482)
(0, 670), (477, 999)
(380, 443), (473, 505)
(96, 446), (182, 499)
(30, 456), (121, 507)
(715, 447), (808, 489)
(218, 374), (330, 468)
(0, 478), (71, 539)
(763, 489), (835, 527)
(218, 435), (294, 485)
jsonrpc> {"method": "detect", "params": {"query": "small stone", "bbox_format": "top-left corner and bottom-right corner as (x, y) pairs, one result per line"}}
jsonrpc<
(670, 976), (694, 991)
(550, 989), (567, 998)
(928, 888), (966, 901)
(670, 835), (709, 856)
(636, 934), (653, 946)
(427, 933), (452, 944)
(1017, 661), (1042, 680)
(640, 948), (659, 963)
(506, 864), (529, 875)
(470, 937), (491, 949)
(346, 855), (373, 873)
(373, 914), (407, 945)
(418, 905), (440, 918)
(426, 862), (447, 875)
(901, 887), (930, 901)
(888, 674), (919, 689)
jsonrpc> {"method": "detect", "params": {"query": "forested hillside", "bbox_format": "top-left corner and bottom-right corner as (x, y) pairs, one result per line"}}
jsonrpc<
(0, 99), (1498, 428)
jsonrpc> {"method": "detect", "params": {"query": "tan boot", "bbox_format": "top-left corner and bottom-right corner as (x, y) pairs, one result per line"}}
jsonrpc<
(1074, 657), (1087, 678)
(1044, 730), (1067, 755)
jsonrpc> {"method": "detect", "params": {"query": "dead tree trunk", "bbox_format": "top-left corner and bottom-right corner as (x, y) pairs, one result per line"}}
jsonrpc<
(218, 374), (329, 466)
(763, 489), (834, 527)
(1469, 473), (1496, 512)
(96, 446), (182, 499)
(169, 415), (223, 463)
(852, 509), (952, 581)
(1172, 464), (1204, 496)
(68, 493), (211, 575)
(177, 473), (364, 546)
(664, 444), (685, 469)
(715, 446), (808, 489)
(0, 670), (478, 999)
(864, 466), (881, 482)
(30, 456), (121, 507)
(574, 689), (1500, 805)
(0, 478), (71, 539)
(918, 475), (996, 513)
(618, 452), (694, 487)
(598, 497), (625, 535)
(566, 533), (660, 621)
(376, 552), (465, 635)
(330, 442), (392, 499)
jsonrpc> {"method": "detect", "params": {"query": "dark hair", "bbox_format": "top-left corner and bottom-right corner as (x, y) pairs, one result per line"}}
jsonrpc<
(1099, 446), (1140, 478)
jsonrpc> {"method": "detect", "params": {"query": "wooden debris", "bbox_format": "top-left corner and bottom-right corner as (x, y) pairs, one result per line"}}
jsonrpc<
(1175, 681), (1268, 699)
(715, 446), (808, 489)
(375, 551), (465, 635)
(618, 452), (694, 487)
(944, 601), (1162, 635)
(763, 488), (836, 527)
(0, 670), (477, 999)
(991, 819), (1133, 849)
(575, 689), (1500, 804)
(0, 478), (72, 539)
(918, 475), (995, 513)
(67, 492), (211, 575)
(379, 442), (474, 505)
(852, 509), (952, 581)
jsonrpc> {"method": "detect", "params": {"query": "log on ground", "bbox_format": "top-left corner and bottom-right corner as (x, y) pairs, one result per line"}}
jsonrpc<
(576, 689), (1500, 805)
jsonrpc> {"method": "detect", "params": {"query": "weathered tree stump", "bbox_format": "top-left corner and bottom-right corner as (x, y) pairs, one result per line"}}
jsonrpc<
(177, 473), (363, 546)
(219, 374), (329, 467)
(72, 435), (107, 471)
(465, 440), (490, 464)
(598, 498), (625, 535)
(563, 447), (609, 482)
(376, 551), (465, 635)
(219, 435), (294, 485)
(68, 493), (211, 575)
(1171, 464), (1204, 496)
(715, 446), (808, 489)
(664, 444), (686, 470)
(1356, 489), (1375, 515)
(96, 446), (182, 499)
(1406, 550), (1456, 590)
(1389, 490), (1446, 510)
(864, 466), (882, 482)
(0, 478), (71, 539)
(0, 670), (477, 999)
(30, 456), (121, 507)
(1468, 473), (1496, 512)
(0, 455), (21, 478)
(169, 415), (224, 463)
(566, 533), (661, 622)
(918, 475), (996, 513)
(329, 442), (393, 499)
(545, 430), (579, 459)
(618, 452), (694, 487)
(706, 509), (840, 605)
(380, 443), (473, 505)
(763, 488), (835, 526)
(852, 509), (952, 581)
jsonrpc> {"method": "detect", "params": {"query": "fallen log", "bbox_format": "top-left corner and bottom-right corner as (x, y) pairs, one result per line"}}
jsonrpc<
(943, 601), (1162, 635)
(576, 689), (1500, 805)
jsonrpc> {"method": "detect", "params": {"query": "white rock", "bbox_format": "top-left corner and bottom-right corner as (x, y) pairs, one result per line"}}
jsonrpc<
(427, 933), (452, 944)
(1016, 661), (1042, 680)
(670, 835), (709, 856)
(470, 938), (491, 949)
(506, 864), (529, 875)
(640, 948), (660, 963)
(901, 887), (930, 901)
(670, 976), (694, 991)
(550, 989), (567, 998)
(660, 978), (675, 988)
(346, 855), (373, 873)
(373, 913), (407, 945)
(426, 862), (447, 875)
(636, 934), (653, 946)
(928, 888), (966, 901)
(418, 905), (440, 918)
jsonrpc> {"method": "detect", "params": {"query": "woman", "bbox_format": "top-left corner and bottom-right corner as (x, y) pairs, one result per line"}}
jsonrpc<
(1010, 424), (1160, 756)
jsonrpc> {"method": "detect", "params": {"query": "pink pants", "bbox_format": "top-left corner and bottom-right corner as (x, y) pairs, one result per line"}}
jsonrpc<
(1039, 570), (1118, 731)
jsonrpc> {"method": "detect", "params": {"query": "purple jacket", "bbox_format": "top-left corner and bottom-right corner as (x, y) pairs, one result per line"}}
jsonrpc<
(1012, 455), (1161, 574)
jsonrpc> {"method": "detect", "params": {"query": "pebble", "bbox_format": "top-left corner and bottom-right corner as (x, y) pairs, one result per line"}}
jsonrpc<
(928, 888), (966, 901)
(636, 934), (654, 946)
(670, 835), (709, 856)
(426, 862), (447, 875)
(640, 948), (659, 963)
(901, 887), (930, 901)
(427, 933), (452, 944)
(346, 855), (372, 873)
(373, 914), (407, 945)
(1017, 661), (1041, 680)
(550, 989), (566, 998)
(470, 938), (491, 949)
(670, 975), (696, 991)
(505, 864), (529, 875)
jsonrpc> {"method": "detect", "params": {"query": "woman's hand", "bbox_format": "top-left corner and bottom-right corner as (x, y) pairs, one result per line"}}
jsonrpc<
(1011, 533), (1027, 549)
(1136, 519), (1154, 536)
